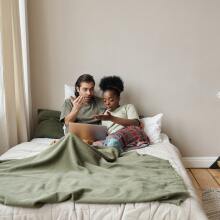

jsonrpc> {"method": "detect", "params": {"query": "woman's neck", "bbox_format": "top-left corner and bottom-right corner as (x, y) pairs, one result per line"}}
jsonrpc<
(109, 104), (120, 112)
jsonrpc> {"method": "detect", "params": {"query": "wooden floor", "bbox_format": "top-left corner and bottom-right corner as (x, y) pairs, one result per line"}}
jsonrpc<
(187, 168), (220, 199)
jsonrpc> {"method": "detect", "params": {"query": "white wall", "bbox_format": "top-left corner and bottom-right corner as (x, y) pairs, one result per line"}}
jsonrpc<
(28, 0), (220, 157)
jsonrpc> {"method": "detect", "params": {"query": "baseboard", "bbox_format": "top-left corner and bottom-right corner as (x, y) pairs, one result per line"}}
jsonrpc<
(182, 157), (219, 168)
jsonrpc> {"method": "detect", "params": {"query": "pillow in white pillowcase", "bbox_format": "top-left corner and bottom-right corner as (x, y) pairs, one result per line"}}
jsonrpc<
(64, 84), (74, 100)
(140, 113), (163, 144)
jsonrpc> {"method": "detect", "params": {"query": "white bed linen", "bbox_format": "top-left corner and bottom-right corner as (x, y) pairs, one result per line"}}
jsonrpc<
(0, 134), (207, 220)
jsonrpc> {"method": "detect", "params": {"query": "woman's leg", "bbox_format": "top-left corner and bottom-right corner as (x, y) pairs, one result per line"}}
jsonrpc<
(104, 135), (123, 153)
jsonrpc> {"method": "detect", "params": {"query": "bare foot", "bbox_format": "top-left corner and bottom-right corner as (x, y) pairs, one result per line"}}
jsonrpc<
(82, 139), (93, 145)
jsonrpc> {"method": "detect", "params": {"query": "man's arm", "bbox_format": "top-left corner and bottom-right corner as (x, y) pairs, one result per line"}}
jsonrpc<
(64, 108), (79, 125)
(64, 96), (85, 126)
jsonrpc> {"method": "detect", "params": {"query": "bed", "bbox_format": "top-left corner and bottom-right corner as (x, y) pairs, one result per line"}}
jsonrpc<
(0, 134), (207, 220)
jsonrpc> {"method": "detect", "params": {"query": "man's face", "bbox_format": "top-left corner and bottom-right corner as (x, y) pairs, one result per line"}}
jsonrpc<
(77, 82), (95, 103)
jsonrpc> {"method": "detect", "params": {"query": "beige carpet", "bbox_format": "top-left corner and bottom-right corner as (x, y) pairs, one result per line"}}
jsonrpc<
(202, 189), (220, 220)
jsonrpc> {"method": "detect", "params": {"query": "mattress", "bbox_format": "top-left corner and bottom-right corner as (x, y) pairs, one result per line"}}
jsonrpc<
(0, 134), (207, 220)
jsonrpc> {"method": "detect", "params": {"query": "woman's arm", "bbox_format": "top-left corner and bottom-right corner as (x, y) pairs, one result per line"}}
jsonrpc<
(111, 116), (140, 127)
(94, 111), (140, 127)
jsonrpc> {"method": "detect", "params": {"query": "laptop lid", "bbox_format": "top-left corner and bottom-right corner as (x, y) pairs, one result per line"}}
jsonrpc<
(69, 122), (108, 141)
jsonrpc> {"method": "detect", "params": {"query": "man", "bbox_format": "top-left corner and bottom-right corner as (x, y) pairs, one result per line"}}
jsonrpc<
(60, 74), (105, 133)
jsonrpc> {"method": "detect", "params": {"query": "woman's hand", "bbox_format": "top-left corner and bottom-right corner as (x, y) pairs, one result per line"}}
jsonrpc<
(94, 111), (113, 121)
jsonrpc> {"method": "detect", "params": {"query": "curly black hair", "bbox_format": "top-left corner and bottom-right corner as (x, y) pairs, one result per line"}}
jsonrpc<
(99, 76), (124, 96)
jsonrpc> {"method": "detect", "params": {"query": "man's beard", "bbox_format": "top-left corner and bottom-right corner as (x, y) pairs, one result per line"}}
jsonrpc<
(83, 96), (93, 103)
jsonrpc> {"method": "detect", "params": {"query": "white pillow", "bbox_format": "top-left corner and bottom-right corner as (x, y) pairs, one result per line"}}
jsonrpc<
(64, 84), (74, 100)
(140, 113), (163, 144)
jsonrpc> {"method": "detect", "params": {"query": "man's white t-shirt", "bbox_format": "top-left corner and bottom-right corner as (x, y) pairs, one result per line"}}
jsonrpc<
(101, 104), (139, 134)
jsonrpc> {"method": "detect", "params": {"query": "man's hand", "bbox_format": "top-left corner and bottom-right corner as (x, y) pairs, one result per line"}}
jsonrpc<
(70, 96), (85, 112)
(64, 96), (85, 125)
(94, 111), (113, 121)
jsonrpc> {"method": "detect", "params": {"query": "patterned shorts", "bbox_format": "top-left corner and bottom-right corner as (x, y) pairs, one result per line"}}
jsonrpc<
(104, 126), (150, 152)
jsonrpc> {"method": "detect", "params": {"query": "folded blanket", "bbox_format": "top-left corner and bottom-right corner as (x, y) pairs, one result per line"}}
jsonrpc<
(0, 133), (189, 207)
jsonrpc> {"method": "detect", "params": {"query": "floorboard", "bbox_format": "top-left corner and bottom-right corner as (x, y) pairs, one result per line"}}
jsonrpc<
(190, 169), (219, 189)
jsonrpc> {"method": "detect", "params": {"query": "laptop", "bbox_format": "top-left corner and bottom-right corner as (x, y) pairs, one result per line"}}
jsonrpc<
(69, 122), (108, 142)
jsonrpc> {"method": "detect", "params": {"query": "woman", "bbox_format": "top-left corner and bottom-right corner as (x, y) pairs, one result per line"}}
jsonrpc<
(94, 76), (149, 152)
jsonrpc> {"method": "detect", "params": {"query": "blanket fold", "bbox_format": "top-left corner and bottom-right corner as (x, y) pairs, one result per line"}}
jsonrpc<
(0, 133), (189, 207)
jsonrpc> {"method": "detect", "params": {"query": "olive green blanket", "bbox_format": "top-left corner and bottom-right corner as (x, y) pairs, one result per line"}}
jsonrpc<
(0, 133), (189, 207)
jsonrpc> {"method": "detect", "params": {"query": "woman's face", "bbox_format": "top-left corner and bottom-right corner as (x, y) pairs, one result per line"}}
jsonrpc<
(103, 90), (120, 111)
